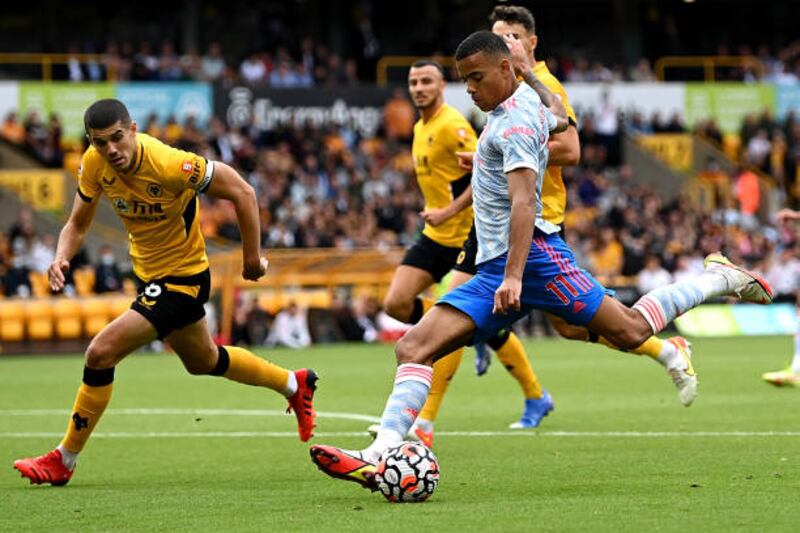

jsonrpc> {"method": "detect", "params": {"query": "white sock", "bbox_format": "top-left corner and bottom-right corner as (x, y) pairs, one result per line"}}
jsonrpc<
(656, 340), (682, 369)
(57, 444), (78, 470)
(363, 429), (403, 464)
(283, 371), (298, 398)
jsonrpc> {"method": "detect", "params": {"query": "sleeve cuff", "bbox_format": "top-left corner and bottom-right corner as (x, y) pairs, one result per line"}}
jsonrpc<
(198, 160), (214, 193)
(77, 188), (93, 202)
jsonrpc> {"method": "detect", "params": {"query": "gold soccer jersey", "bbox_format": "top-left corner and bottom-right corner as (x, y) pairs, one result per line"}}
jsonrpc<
(533, 61), (577, 226)
(412, 104), (478, 248)
(77, 133), (213, 281)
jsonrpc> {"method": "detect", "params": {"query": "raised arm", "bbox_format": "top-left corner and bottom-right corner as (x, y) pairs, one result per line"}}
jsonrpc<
(503, 35), (569, 133)
(204, 162), (268, 281)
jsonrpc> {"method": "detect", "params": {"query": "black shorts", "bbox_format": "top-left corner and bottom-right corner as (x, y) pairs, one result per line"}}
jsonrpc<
(131, 269), (211, 339)
(401, 234), (463, 283)
(453, 224), (564, 276)
(453, 225), (478, 276)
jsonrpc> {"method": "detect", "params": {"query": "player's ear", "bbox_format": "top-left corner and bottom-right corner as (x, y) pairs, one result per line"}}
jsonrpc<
(529, 34), (538, 53)
(129, 120), (138, 134)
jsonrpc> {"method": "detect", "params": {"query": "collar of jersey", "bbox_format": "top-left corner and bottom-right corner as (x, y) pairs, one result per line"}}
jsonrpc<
(491, 82), (530, 115)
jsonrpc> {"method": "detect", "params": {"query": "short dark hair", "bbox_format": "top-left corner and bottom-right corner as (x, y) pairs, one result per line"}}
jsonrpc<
(489, 4), (536, 35)
(455, 30), (510, 62)
(84, 99), (131, 132)
(411, 60), (445, 78)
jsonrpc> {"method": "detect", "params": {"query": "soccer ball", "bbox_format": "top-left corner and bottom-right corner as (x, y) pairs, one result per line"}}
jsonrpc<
(375, 442), (440, 503)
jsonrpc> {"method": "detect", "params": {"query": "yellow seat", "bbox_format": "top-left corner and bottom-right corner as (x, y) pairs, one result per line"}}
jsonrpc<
(29, 271), (50, 298)
(0, 300), (25, 342)
(82, 298), (111, 337)
(53, 298), (83, 339)
(73, 268), (96, 296)
(110, 296), (133, 319)
(25, 299), (54, 341)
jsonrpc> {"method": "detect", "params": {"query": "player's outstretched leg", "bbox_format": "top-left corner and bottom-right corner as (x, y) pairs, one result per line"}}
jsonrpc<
(312, 304), (474, 490)
(169, 319), (319, 442)
(205, 346), (319, 442)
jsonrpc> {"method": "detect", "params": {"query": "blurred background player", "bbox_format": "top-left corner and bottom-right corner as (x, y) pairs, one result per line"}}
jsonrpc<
(310, 31), (773, 491)
(762, 208), (800, 387)
(13, 99), (318, 486)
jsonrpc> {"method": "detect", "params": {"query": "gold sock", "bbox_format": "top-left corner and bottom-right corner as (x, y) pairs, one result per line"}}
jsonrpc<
(495, 333), (543, 399)
(222, 346), (290, 393)
(419, 348), (463, 422)
(60, 382), (113, 453)
(597, 335), (662, 361)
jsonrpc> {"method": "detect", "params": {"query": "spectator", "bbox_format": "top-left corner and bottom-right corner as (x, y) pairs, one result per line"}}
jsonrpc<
(201, 42), (227, 81)
(383, 88), (415, 143)
(637, 255), (673, 294)
(1, 111), (25, 145)
(240, 52), (267, 84)
(735, 166), (761, 229)
(266, 302), (311, 348)
(93, 245), (124, 294)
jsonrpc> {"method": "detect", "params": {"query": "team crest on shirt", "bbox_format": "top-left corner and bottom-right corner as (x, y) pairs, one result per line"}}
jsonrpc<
(146, 183), (163, 198)
(111, 197), (129, 213)
(181, 160), (194, 173)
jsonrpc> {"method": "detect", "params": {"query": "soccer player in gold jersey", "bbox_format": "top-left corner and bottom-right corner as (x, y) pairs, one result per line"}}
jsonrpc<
(13, 99), (318, 486)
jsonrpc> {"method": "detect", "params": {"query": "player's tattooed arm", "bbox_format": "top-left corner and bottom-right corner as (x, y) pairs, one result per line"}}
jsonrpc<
(503, 34), (568, 133)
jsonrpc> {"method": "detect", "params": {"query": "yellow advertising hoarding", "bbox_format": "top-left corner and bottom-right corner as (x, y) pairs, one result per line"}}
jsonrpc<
(638, 134), (693, 172)
(0, 170), (65, 212)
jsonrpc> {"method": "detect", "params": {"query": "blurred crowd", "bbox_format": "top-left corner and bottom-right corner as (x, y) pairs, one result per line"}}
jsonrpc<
(1, 110), (64, 167)
(61, 39), (360, 88)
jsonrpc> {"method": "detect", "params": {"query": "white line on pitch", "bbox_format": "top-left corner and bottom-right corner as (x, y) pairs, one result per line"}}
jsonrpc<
(0, 408), (381, 423)
(2, 431), (800, 439)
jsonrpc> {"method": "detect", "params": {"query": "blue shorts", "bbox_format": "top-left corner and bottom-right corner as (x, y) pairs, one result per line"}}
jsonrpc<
(439, 232), (606, 345)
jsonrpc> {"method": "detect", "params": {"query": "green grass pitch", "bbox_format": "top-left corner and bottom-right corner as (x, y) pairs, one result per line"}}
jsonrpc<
(1, 336), (798, 532)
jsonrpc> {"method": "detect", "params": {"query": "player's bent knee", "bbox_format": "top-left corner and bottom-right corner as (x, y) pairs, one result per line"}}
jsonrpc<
(395, 334), (429, 365)
(84, 339), (119, 369)
(383, 296), (410, 322)
(181, 347), (219, 376)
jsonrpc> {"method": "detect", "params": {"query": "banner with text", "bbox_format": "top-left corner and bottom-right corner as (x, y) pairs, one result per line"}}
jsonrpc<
(116, 83), (212, 128)
(637, 134), (693, 171)
(674, 303), (794, 337)
(214, 85), (393, 138)
(776, 85), (800, 120)
(18, 82), (115, 140)
(0, 170), (66, 212)
(684, 83), (776, 133)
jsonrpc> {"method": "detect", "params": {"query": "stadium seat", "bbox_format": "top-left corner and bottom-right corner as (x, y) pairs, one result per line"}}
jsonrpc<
(24, 299), (54, 341)
(53, 298), (83, 339)
(29, 271), (50, 298)
(109, 296), (133, 319)
(82, 297), (111, 337)
(0, 300), (26, 342)
(73, 268), (96, 296)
